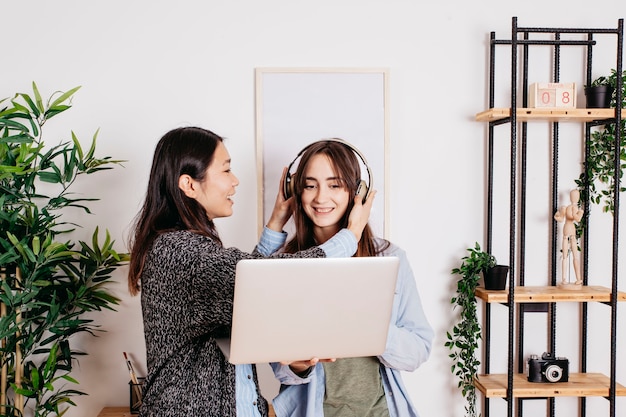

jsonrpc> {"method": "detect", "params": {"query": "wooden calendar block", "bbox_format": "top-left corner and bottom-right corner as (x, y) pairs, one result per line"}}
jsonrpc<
(529, 83), (576, 108)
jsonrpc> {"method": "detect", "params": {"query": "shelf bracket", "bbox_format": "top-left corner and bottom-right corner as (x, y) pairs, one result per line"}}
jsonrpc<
(521, 303), (549, 312)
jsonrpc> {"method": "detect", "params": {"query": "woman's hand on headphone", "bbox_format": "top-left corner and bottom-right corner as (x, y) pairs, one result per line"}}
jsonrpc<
(347, 189), (376, 242)
(266, 167), (294, 232)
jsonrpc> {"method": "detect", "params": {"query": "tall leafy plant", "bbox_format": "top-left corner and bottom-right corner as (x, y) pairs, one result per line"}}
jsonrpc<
(0, 83), (128, 416)
(446, 242), (494, 417)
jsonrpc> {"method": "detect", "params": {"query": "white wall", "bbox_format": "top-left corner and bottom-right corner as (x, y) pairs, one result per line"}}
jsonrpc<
(3, 1), (625, 416)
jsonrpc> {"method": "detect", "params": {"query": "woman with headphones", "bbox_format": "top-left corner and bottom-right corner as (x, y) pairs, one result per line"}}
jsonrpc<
(271, 139), (434, 417)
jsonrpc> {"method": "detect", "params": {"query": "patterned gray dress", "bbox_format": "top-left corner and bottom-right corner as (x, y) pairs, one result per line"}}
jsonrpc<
(139, 230), (324, 417)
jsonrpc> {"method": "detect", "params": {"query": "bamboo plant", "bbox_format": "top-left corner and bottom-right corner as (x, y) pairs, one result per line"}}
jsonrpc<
(0, 83), (128, 417)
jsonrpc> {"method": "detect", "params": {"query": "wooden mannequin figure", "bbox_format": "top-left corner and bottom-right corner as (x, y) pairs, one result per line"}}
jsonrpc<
(554, 189), (584, 289)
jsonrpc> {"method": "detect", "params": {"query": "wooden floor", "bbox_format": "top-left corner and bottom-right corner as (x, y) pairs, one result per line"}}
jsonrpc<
(98, 405), (276, 416)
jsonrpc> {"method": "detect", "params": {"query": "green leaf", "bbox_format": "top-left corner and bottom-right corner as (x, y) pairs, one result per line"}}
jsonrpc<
(49, 86), (81, 108)
(31, 367), (41, 390)
(71, 131), (84, 162)
(33, 81), (44, 114)
(37, 170), (62, 183)
(33, 235), (41, 255)
(19, 91), (40, 118)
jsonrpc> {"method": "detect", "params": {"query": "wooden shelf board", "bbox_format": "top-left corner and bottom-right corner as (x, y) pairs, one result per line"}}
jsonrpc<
(98, 405), (277, 416)
(475, 108), (616, 122)
(475, 285), (626, 303)
(475, 373), (626, 398)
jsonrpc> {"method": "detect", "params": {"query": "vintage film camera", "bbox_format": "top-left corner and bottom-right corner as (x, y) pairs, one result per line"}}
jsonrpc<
(527, 352), (569, 383)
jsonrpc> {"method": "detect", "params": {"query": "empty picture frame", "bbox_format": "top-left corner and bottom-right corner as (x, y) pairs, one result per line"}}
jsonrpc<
(255, 67), (389, 238)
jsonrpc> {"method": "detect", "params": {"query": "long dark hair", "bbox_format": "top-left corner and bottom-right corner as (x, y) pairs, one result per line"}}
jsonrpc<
(284, 139), (388, 257)
(128, 127), (224, 295)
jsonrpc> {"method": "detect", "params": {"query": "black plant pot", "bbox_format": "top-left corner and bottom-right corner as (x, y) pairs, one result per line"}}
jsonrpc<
(584, 85), (614, 108)
(484, 265), (509, 290)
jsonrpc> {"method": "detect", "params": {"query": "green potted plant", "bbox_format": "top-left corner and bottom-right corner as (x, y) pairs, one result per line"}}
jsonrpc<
(584, 74), (614, 108)
(576, 69), (626, 236)
(485, 264), (509, 291)
(0, 82), (128, 416)
(445, 242), (499, 417)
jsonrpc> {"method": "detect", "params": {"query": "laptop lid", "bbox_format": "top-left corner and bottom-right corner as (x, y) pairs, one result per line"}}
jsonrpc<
(219, 256), (399, 365)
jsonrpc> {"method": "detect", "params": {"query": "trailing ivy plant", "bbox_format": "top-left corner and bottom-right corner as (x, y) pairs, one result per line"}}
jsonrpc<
(575, 69), (626, 237)
(446, 242), (494, 417)
(0, 82), (128, 417)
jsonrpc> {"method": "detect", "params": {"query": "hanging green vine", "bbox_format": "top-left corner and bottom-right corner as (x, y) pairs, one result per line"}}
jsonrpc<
(446, 242), (493, 417)
(575, 69), (626, 238)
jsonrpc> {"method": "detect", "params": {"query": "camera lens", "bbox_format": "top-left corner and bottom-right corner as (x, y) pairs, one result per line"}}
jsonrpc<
(544, 364), (563, 382)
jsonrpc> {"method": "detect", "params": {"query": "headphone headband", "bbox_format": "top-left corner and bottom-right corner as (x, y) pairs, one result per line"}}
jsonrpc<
(283, 138), (373, 202)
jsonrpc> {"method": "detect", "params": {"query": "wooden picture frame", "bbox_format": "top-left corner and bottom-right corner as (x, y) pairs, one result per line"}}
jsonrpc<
(255, 67), (389, 238)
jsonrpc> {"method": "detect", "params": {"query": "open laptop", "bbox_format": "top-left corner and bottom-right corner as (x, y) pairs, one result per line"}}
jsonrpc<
(217, 256), (399, 365)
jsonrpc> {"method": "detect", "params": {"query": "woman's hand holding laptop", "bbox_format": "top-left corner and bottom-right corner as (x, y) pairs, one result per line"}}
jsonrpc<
(283, 357), (336, 377)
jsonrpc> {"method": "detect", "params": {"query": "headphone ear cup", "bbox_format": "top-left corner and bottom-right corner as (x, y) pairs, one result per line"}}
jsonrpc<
(289, 176), (295, 199)
(356, 180), (368, 202)
(283, 174), (291, 199)
(283, 174), (295, 199)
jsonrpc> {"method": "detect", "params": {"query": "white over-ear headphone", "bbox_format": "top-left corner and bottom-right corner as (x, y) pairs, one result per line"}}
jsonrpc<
(283, 138), (373, 203)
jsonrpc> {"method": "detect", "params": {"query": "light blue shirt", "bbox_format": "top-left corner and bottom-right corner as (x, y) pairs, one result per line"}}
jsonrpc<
(236, 365), (263, 417)
(236, 226), (359, 417)
(270, 240), (434, 417)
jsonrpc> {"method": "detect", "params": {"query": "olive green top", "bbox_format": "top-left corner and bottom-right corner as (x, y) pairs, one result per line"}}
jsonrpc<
(322, 357), (390, 417)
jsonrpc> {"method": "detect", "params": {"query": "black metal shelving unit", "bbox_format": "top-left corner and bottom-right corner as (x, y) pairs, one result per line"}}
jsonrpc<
(476, 17), (624, 417)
